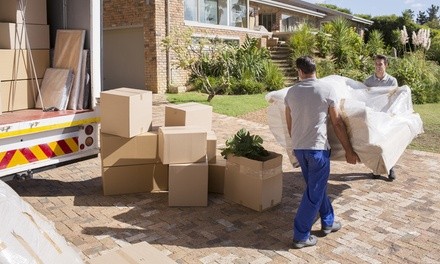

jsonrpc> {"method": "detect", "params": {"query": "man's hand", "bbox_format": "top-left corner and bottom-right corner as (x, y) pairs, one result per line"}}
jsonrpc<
(345, 150), (360, 164)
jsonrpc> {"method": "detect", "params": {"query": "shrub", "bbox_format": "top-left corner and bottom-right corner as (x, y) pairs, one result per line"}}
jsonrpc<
(261, 61), (285, 91)
(229, 74), (265, 95)
(388, 52), (440, 103)
(288, 24), (316, 60)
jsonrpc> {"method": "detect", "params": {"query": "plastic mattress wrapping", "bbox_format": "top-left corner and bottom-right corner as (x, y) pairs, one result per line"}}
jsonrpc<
(0, 180), (83, 264)
(266, 75), (424, 175)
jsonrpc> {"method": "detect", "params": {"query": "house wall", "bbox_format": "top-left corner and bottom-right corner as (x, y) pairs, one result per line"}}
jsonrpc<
(104, 0), (273, 94)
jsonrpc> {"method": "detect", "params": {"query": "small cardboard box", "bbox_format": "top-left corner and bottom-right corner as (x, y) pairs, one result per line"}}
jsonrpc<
(100, 88), (152, 138)
(102, 162), (168, 195)
(0, 0), (47, 25)
(208, 156), (226, 194)
(0, 22), (50, 49)
(207, 131), (217, 163)
(168, 160), (208, 206)
(0, 49), (49, 81)
(158, 126), (207, 164)
(164, 102), (213, 131)
(224, 151), (283, 211)
(87, 241), (176, 264)
(0, 79), (41, 112)
(100, 131), (158, 167)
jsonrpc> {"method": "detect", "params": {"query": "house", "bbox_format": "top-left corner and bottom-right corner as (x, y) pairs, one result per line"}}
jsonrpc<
(103, 0), (372, 94)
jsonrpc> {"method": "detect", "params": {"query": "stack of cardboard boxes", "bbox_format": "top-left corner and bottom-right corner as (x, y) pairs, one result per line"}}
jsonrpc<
(163, 102), (219, 206)
(0, 0), (50, 113)
(99, 88), (165, 195)
(99, 91), (227, 207)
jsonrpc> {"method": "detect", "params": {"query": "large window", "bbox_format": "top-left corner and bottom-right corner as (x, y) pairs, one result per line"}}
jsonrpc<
(185, 0), (248, 28)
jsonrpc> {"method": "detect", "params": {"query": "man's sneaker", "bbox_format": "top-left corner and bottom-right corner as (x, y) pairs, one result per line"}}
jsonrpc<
(322, 221), (342, 235)
(371, 173), (380, 179)
(292, 235), (317, 249)
(388, 168), (396, 181)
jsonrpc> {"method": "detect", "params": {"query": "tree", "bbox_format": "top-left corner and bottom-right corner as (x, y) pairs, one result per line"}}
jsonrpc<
(417, 11), (428, 24)
(427, 5), (440, 21)
(318, 4), (351, 14)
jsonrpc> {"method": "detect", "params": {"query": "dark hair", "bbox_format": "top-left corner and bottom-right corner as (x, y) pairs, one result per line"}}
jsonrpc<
(374, 54), (388, 65)
(295, 56), (316, 74)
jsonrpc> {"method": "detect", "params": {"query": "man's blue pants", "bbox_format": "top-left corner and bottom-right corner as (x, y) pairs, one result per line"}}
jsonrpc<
(293, 149), (334, 241)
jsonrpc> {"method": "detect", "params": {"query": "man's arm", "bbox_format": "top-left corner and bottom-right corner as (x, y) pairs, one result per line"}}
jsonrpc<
(285, 106), (292, 138)
(329, 106), (359, 164)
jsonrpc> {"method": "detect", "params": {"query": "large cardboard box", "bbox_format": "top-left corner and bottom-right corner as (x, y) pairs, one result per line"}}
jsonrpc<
(164, 102), (212, 131)
(87, 242), (176, 264)
(100, 131), (158, 167)
(207, 131), (217, 163)
(0, 0), (47, 25)
(0, 23), (50, 49)
(168, 160), (208, 206)
(0, 49), (49, 81)
(158, 126), (207, 165)
(208, 156), (226, 194)
(0, 79), (41, 112)
(102, 163), (168, 195)
(100, 88), (152, 138)
(224, 152), (283, 211)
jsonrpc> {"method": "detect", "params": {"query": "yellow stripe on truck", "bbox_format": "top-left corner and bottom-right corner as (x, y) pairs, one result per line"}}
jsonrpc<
(0, 117), (100, 139)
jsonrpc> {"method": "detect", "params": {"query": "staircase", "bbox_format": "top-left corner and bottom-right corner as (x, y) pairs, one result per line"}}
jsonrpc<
(268, 41), (297, 87)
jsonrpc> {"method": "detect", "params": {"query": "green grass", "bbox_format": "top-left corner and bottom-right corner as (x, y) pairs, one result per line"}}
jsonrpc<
(166, 92), (440, 154)
(409, 103), (440, 153)
(166, 92), (269, 117)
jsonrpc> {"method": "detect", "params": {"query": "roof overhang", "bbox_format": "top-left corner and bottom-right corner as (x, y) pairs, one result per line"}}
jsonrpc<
(251, 0), (326, 18)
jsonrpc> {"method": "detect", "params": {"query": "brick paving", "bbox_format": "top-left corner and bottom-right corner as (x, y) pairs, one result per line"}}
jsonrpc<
(6, 96), (440, 263)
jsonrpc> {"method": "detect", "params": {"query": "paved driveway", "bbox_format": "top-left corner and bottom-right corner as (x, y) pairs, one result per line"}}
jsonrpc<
(7, 101), (440, 263)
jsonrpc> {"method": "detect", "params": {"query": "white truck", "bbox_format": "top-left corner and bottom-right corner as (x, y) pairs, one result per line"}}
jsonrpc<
(0, 0), (102, 181)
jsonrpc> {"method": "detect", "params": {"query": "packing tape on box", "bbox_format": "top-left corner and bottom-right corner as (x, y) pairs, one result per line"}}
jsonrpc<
(239, 165), (282, 180)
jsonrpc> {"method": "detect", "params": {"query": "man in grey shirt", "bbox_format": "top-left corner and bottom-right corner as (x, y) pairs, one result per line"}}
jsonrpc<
(364, 54), (398, 87)
(364, 54), (398, 181)
(285, 56), (359, 249)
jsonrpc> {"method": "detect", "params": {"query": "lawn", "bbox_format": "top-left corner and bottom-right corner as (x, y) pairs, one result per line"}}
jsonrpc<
(166, 92), (269, 117)
(166, 92), (440, 154)
(410, 103), (440, 153)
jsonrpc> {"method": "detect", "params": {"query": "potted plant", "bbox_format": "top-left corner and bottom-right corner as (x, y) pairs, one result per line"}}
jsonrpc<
(221, 128), (283, 212)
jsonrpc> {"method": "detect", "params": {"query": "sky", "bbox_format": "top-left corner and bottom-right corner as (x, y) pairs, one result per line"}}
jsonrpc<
(302, 0), (438, 17)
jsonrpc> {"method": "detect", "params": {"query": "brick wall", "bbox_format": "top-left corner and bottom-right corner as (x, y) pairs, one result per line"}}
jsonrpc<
(104, 0), (272, 94)
(103, 0), (144, 28)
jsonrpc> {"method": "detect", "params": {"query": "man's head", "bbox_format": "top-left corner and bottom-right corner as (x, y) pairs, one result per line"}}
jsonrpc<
(374, 54), (389, 79)
(296, 56), (316, 79)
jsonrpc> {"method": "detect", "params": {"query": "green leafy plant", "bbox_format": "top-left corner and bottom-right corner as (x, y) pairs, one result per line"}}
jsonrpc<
(220, 128), (269, 160)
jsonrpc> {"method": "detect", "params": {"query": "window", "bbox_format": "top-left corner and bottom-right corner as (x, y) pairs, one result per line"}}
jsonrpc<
(184, 0), (248, 28)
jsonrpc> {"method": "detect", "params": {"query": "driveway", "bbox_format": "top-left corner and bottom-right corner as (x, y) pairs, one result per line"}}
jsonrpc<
(7, 99), (440, 263)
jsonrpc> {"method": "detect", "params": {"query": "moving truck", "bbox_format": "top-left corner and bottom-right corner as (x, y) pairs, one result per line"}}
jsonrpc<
(0, 0), (101, 181)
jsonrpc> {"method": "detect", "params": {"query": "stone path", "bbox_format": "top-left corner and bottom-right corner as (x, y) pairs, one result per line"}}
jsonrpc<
(6, 99), (440, 263)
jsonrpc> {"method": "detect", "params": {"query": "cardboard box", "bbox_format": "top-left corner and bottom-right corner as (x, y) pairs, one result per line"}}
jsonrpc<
(0, 49), (49, 81)
(224, 152), (283, 211)
(102, 163), (168, 195)
(100, 131), (158, 167)
(100, 88), (152, 138)
(0, 23), (50, 49)
(208, 156), (226, 194)
(0, 79), (41, 112)
(87, 242), (176, 264)
(207, 131), (217, 163)
(0, 0), (47, 25)
(168, 160), (208, 206)
(158, 126), (207, 165)
(164, 102), (212, 131)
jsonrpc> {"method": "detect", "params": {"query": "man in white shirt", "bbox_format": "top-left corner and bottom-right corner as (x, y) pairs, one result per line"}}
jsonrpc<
(364, 54), (398, 181)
